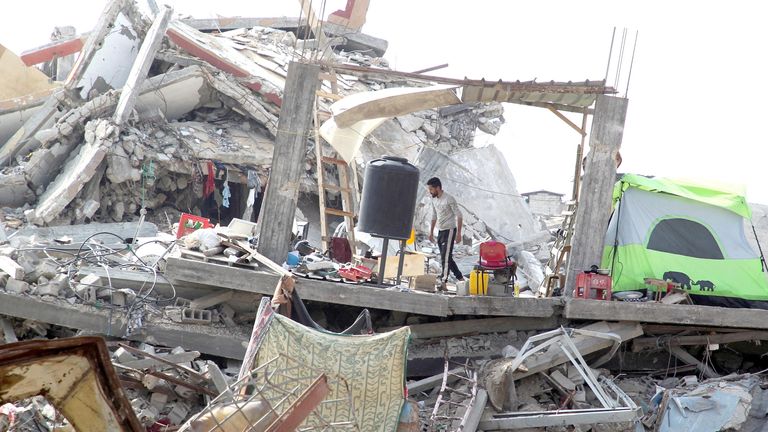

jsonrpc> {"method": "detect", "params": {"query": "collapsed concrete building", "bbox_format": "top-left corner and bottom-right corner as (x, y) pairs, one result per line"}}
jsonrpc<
(4, 1), (768, 432)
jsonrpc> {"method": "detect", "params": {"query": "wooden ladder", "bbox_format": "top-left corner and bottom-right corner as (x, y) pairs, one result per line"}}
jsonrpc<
(544, 200), (577, 296)
(313, 97), (358, 253)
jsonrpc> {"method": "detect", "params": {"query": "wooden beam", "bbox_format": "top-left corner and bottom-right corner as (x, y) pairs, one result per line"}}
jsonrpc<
(547, 105), (586, 136)
(114, 6), (173, 125)
(632, 331), (768, 352)
(667, 346), (719, 379)
(258, 62), (320, 263)
(564, 95), (628, 296)
(565, 299), (768, 330)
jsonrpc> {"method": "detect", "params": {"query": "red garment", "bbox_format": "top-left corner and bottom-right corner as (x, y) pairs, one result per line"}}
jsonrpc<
(203, 161), (215, 198)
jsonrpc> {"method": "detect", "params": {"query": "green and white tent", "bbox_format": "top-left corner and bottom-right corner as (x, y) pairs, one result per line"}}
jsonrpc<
(602, 174), (768, 309)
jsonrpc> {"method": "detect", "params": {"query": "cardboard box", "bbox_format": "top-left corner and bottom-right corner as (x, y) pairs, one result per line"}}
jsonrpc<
(410, 274), (437, 291)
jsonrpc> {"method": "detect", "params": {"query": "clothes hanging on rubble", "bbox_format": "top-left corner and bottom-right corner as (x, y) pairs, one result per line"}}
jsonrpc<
(222, 169), (231, 208)
(203, 161), (215, 198)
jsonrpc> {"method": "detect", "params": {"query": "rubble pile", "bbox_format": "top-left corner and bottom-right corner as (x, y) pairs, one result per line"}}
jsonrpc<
(0, 10), (509, 242)
(111, 342), (234, 429)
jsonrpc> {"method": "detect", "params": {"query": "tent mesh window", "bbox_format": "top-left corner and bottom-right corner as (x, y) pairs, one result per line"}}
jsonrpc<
(647, 218), (724, 259)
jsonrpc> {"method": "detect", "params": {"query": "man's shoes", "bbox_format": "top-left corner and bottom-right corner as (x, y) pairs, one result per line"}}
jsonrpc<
(438, 281), (448, 291)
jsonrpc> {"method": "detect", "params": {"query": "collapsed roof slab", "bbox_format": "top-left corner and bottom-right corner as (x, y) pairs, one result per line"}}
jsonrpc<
(181, 17), (388, 57)
(0, 0), (145, 167)
(66, 0), (145, 99)
(167, 21), (285, 107)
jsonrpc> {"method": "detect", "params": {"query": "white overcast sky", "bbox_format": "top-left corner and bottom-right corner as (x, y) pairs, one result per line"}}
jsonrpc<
(3, 1), (768, 202)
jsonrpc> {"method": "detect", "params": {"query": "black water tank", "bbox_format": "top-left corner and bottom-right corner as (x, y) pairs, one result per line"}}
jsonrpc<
(358, 156), (420, 240)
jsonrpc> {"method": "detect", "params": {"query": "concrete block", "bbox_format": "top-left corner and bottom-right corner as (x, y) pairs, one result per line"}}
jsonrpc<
(0, 173), (34, 208)
(0, 256), (25, 280)
(136, 405), (160, 425)
(181, 308), (212, 324)
(174, 385), (195, 400)
(139, 343), (156, 355)
(36, 259), (60, 279)
(174, 297), (191, 308)
(36, 282), (61, 297)
(113, 347), (137, 363)
(142, 374), (164, 390)
(6, 279), (30, 294)
(149, 392), (169, 410)
(550, 370), (576, 391)
(218, 303), (236, 327)
(167, 401), (190, 425)
(76, 274), (100, 301)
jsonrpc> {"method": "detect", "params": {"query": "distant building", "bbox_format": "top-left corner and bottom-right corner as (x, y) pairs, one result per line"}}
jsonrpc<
(521, 190), (565, 217)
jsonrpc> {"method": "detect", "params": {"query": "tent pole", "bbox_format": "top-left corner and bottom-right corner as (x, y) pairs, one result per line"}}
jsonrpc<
(609, 182), (625, 279)
(751, 223), (768, 272)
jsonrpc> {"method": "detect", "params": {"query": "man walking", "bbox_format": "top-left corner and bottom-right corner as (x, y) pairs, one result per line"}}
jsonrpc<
(427, 177), (465, 290)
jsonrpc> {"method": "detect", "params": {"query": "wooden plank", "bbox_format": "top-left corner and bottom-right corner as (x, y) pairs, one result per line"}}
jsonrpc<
(632, 331), (768, 352)
(324, 208), (354, 217)
(114, 6), (173, 124)
(0, 256), (24, 280)
(316, 90), (342, 101)
(321, 156), (347, 165)
(165, 256), (449, 317)
(667, 346), (719, 379)
(565, 299), (768, 330)
(547, 105), (586, 136)
(258, 62), (320, 263)
(322, 184), (353, 193)
(383, 316), (561, 339)
(337, 160), (357, 248)
(564, 95), (628, 296)
(313, 99), (330, 252)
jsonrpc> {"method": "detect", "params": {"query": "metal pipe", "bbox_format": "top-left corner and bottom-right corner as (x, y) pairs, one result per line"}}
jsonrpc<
(378, 238), (389, 286)
(396, 240), (406, 285)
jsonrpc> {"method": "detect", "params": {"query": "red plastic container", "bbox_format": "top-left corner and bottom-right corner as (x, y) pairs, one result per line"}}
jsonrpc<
(575, 272), (612, 300)
(176, 213), (212, 238)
